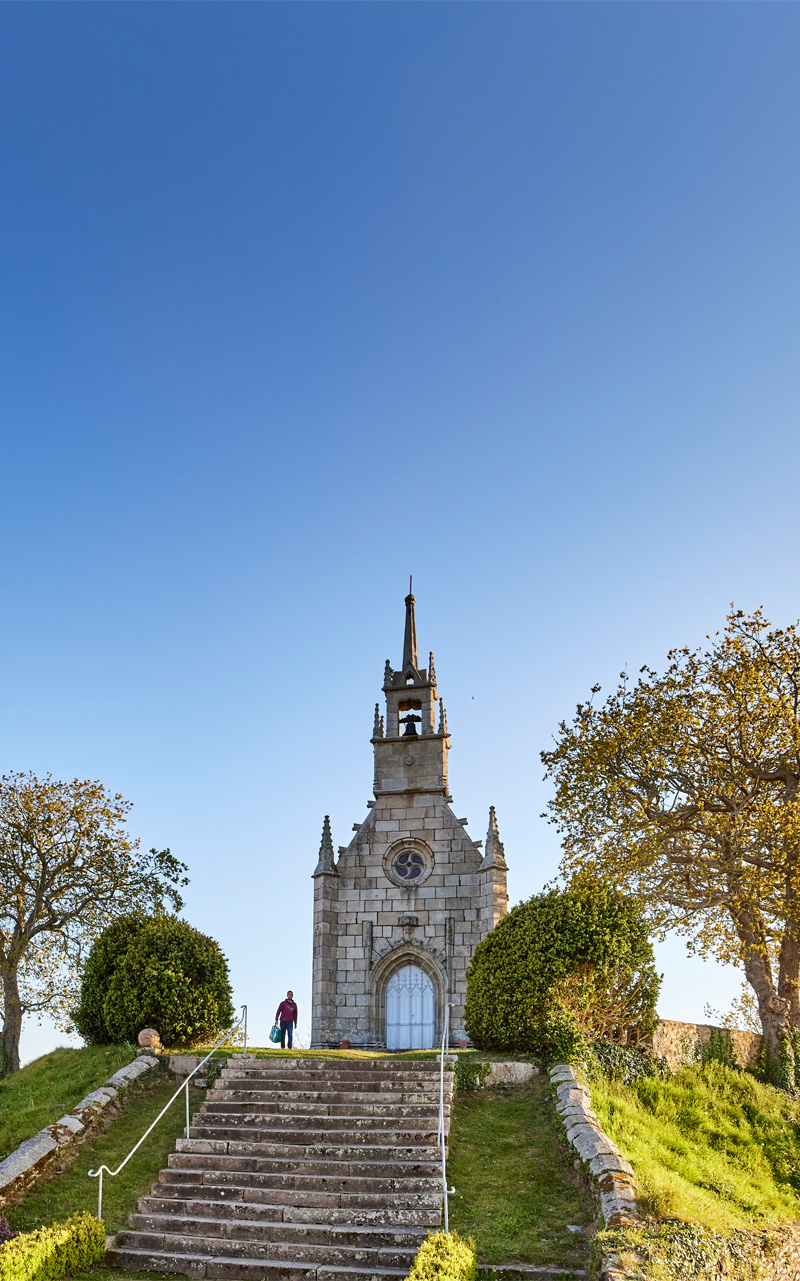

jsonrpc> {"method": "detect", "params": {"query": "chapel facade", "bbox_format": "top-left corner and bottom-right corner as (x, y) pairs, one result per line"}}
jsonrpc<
(311, 589), (508, 1049)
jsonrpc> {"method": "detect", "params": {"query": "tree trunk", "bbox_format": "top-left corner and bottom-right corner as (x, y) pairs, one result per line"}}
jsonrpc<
(732, 901), (789, 1063)
(741, 946), (789, 1062)
(778, 852), (800, 1027)
(778, 917), (800, 1028)
(1, 964), (23, 1075)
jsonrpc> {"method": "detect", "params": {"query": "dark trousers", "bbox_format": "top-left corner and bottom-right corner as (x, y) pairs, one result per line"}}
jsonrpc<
(280, 1020), (294, 1049)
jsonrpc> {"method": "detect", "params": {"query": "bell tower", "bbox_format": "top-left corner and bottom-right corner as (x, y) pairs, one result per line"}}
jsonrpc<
(371, 582), (450, 799)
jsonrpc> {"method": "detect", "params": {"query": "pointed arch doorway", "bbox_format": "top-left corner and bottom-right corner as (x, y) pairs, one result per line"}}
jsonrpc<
(385, 964), (435, 1049)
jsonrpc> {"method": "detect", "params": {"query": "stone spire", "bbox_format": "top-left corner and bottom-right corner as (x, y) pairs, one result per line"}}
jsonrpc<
(480, 805), (507, 869)
(403, 579), (418, 671)
(373, 703), (384, 738)
(313, 815), (337, 876)
(438, 698), (448, 736)
(429, 651), (436, 684)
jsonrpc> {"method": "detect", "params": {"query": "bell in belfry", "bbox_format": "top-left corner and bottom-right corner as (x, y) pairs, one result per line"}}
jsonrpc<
(401, 713), (422, 737)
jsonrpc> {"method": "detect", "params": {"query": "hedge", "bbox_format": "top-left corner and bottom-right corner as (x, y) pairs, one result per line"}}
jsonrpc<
(0, 1213), (105, 1281)
(408, 1231), (477, 1281)
(465, 881), (659, 1056)
(73, 913), (235, 1048)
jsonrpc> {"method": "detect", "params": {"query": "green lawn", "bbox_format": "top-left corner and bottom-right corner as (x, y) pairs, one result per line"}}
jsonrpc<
(447, 1079), (594, 1270)
(166, 1045), (495, 1061)
(0, 1046), (137, 1162)
(6, 1072), (204, 1237)
(591, 1059), (800, 1231)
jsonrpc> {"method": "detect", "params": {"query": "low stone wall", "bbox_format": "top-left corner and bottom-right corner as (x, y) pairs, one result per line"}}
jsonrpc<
(0, 1054), (158, 1208)
(652, 1018), (762, 1070)
(548, 1064), (639, 1234)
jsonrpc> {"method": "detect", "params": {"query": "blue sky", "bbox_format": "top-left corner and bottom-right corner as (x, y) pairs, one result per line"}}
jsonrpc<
(2, 3), (799, 1062)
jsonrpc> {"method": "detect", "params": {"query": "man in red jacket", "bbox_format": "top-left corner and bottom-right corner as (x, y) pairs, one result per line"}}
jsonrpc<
(275, 990), (298, 1049)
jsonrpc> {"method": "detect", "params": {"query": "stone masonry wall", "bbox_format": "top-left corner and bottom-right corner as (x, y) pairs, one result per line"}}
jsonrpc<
(652, 1018), (762, 1070)
(312, 793), (506, 1048)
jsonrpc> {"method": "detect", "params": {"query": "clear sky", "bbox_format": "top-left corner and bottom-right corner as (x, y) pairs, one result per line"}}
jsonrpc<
(2, 2), (800, 1063)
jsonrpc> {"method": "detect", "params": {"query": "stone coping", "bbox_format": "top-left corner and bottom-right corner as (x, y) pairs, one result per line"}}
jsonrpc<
(548, 1064), (639, 1231)
(0, 1053), (159, 1208)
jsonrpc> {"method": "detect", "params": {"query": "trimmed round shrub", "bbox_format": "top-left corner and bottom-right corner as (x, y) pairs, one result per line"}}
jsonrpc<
(73, 915), (235, 1048)
(71, 915), (143, 1045)
(465, 880), (660, 1056)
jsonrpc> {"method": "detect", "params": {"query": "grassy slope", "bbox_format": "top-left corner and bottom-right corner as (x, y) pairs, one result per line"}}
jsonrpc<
(591, 1060), (800, 1231)
(7, 1070), (204, 1237)
(0, 1046), (136, 1162)
(447, 1079), (594, 1270)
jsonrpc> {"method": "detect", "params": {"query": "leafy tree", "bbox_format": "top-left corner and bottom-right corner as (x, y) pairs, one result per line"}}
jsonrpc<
(0, 772), (187, 1075)
(73, 915), (235, 1047)
(540, 609), (800, 1066)
(465, 881), (659, 1056)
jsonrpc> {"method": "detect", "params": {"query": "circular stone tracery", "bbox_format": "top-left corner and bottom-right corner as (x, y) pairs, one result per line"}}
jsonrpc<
(382, 839), (434, 888)
(393, 849), (425, 880)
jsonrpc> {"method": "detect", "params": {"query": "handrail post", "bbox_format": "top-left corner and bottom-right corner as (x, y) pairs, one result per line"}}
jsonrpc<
(439, 1001), (454, 1234)
(88, 1006), (245, 1217)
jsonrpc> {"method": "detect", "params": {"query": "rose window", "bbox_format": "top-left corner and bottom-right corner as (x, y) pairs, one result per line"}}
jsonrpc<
(393, 850), (425, 881)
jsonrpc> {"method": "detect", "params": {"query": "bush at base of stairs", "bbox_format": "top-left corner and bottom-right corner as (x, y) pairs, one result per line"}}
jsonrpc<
(409, 1231), (478, 1281)
(0, 1212), (105, 1281)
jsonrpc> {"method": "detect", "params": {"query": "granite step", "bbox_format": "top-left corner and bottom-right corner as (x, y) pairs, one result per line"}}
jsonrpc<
(183, 1136), (439, 1161)
(106, 1244), (410, 1281)
(128, 1212), (426, 1249)
(160, 1163), (442, 1193)
(138, 1196), (441, 1228)
(205, 1096), (441, 1116)
(116, 1228), (418, 1267)
(210, 1092), (439, 1108)
(170, 1146), (439, 1175)
(190, 1122), (438, 1144)
(201, 1106), (446, 1129)
(147, 1187), (442, 1221)
(112, 1056), (452, 1281)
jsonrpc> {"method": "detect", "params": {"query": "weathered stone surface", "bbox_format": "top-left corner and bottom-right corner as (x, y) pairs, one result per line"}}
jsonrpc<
(651, 1017), (762, 1070)
(482, 1062), (537, 1088)
(169, 1055), (204, 1077)
(588, 1153), (635, 1178)
(549, 1062), (641, 1237)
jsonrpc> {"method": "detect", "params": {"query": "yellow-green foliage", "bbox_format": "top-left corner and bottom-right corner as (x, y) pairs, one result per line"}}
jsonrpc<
(0, 1212), (105, 1281)
(592, 1060), (800, 1231)
(408, 1231), (477, 1281)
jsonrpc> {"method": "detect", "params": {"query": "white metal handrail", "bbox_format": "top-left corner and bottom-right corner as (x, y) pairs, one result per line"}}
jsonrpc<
(438, 1001), (455, 1233)
(89, 1004), (247, 1220)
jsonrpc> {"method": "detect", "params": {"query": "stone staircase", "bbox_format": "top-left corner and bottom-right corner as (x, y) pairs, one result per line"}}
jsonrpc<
(109, 1056), (451, 1281)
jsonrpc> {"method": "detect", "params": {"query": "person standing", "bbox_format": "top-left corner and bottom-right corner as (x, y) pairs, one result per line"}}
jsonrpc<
(275, 990), (298, 1049)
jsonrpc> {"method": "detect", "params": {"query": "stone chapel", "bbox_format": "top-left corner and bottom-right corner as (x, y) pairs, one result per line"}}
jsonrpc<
(311, 589), (509, 1049)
